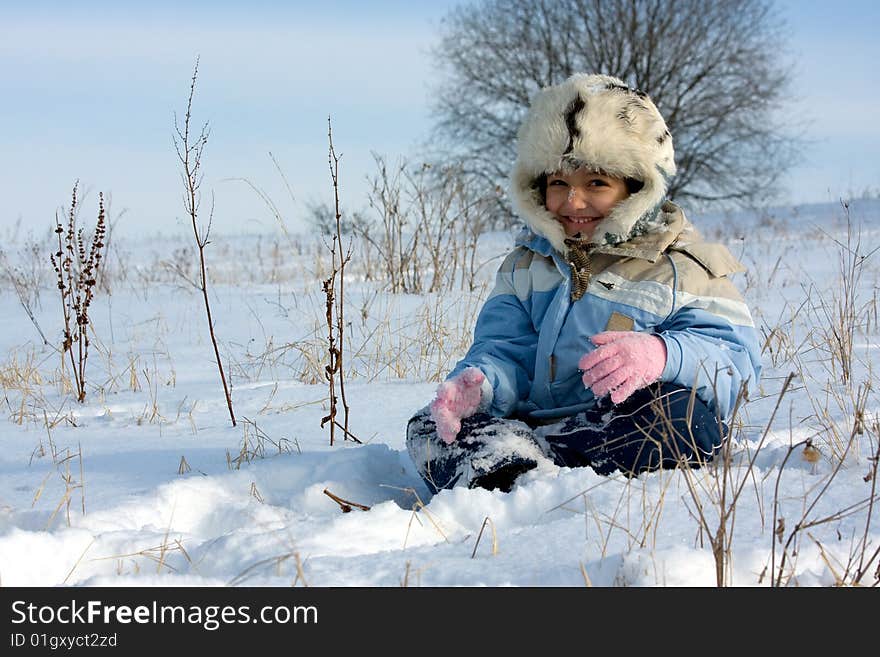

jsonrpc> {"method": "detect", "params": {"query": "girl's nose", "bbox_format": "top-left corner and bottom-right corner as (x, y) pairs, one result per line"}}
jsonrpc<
(566, 185), (588, 208)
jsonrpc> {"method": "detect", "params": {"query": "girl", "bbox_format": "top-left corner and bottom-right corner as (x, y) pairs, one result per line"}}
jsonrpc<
(407, 74), (762, 493)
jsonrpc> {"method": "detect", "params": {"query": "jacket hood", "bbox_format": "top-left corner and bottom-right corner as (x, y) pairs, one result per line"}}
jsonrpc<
(511, 73), (676, 254)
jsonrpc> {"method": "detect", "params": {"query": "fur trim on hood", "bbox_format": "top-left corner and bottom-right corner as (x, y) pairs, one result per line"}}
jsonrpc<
(511, 74), (676, 253)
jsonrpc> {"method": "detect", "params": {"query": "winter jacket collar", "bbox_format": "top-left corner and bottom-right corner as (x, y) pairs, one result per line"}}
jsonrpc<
(515, 200), (694, 264)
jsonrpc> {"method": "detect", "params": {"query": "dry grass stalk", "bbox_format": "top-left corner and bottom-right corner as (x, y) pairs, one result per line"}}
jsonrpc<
(853, 420), (880, 585)
(291, 552), (309, 587)
(353, 155), (495, 295)
(44, 446), (87, 529)
(668, 370), (793, 586)
(0, 244), (50, 345)
(809, 533), (847, 586)
(78, 441), (86, 516)
(128, 354), (142, 392)
(770, 399), (876, 587)
(137, 356), (165, 426)
(156, 508), (176, 574)
(228, 551), (306, 587)
(775, 217), (880, 584)
(235, 275), (487, 387)
(173, 57), (236, 427)
(226, 417), (294, 471)
(378, 484), (450, 547)
(579, 562), (594, 587)
(95, 538), (190, 575)
(62, 537), (96, 584)
(0, 347), (51, 427)
(470, 516), (498, 558)
(32, 433), (87, 530)
(799, 203), (878, 390)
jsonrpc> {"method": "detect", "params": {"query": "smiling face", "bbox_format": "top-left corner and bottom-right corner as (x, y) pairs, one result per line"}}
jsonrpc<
(544, 169), (630, 239)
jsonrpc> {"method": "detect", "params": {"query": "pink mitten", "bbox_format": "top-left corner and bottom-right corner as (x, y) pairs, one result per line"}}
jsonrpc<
(579, 331), (667, 405)
(430, 367), (486, 444)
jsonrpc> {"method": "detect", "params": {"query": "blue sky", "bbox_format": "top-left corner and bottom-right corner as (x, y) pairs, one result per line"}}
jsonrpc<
(1, 0), (878, 238)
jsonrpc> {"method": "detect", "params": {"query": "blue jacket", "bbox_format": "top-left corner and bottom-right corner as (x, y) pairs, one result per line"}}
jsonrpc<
(448, 203), (762, 423)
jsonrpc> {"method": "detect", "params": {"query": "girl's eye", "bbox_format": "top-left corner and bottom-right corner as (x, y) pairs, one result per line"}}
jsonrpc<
(587, 179), (609, 187)
(548, 179), (568, 187)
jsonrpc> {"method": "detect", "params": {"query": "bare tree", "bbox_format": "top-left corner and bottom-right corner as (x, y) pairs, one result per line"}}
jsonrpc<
(431, 0), (798, 212)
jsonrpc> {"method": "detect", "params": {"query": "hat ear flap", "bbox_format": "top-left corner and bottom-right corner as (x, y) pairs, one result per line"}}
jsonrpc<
(595, 166), (672, 244)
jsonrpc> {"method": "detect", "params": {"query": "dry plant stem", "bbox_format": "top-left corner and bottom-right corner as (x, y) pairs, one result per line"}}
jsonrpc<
(173, 58), (236, 427)
(579, 562), (594, 587)
(44, 446), (85, 529)
(771, 386), (868, 587)
(678, 371), (794, 586)
(809, 534), (847, 586)
(227, 151), (298, 253)
(78, 442), (85, 516)
(381, 484), (450, 545)
(95, 537), (192, 575)
(332, 420), (363, 443)
(706, 373), (794, 584)
(470, 516), (498, 558)
(354, 155), (489, 295)
(228, 552), (308, 587)
(322, 487), (371, 513)
(156, 505), (176, 575)
(292, 553), (309, 588)
(50, 182), (107, 402)
(800, 204), (878, 392)
(62, 538), (96, 585)
(330, 125), (352, 441)
(854, 429), (880, 584)
(228, 553), (304, 586)
(320, 273), (339, 445)
(320, 117), (358, 444)
(0, 251), (50, 346)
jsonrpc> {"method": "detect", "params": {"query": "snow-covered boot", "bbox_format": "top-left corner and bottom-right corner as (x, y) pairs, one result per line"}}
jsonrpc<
(406, 407), (546, 493)
(540, 383), (725, 476)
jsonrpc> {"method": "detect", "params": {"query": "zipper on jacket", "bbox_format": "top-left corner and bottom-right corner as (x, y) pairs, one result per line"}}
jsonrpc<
(549, 354), (556, 382)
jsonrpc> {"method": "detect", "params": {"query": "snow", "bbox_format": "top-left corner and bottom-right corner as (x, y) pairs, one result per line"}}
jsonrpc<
(1, 198), (879, 587)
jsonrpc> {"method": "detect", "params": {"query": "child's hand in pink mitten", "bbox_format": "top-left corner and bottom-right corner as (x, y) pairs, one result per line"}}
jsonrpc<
(579, 331), (667, 405)
(430, 367), (486, 444)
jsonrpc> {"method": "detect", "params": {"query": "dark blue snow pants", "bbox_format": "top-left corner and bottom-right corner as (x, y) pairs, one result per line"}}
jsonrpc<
(406, 383), (726, 493)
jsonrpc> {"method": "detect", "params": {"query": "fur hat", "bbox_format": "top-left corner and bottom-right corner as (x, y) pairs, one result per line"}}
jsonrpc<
(511, 74), (676, 252)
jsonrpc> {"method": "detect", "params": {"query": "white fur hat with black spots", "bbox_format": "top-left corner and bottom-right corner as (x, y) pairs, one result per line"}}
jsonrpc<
(511, 73), (676, 253)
